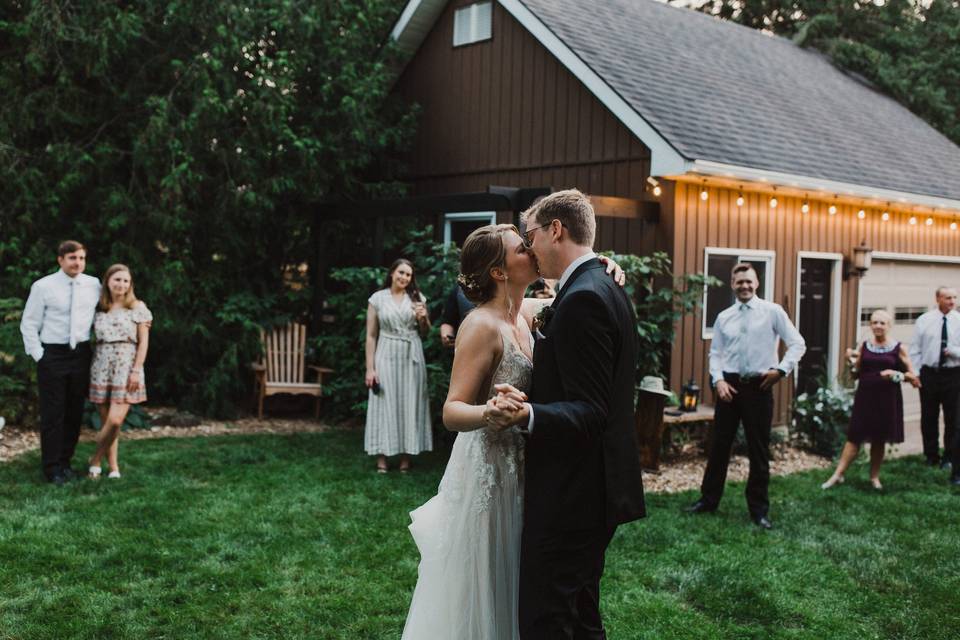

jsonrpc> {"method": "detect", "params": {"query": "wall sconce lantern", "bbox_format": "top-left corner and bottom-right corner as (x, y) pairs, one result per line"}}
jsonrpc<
(847, 240), (873, 278)
(680, 378), (701, 412)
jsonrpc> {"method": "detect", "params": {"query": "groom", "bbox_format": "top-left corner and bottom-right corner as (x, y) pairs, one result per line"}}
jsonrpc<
(489, 189), (645, 639)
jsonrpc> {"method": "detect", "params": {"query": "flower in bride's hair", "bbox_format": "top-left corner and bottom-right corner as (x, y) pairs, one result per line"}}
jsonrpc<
(457, 273), (479, 293)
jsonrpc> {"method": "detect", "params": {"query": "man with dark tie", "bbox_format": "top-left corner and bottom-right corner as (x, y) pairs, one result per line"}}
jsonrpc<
(20, 241), (101, 485)
(688, 262), (806, 529)
(909, 287), (960, 481)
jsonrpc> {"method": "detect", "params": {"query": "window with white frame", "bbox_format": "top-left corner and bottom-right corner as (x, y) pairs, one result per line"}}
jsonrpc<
(453, 2), (492, 47)
(444, 212), (496, 246)
(702, 248), (776, 338)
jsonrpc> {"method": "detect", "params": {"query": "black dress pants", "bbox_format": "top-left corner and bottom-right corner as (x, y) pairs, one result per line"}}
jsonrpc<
(700, 375), (774, 517)
(519, 524), (616, 640)
(36, 343), (91, 479)
(918, 366), (960, 463)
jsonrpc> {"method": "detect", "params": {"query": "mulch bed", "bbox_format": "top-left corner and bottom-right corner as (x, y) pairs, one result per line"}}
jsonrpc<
(0, 412), (832, 493)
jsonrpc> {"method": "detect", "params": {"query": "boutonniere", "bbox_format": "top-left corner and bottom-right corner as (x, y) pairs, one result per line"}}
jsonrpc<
(533, 305), (556, 333)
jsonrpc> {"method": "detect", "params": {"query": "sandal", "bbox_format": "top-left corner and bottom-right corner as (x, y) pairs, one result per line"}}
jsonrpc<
(376, 458), (388, 474)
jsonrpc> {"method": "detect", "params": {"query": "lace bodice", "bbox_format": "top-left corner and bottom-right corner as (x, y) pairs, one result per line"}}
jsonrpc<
(439, 332), (532, 516)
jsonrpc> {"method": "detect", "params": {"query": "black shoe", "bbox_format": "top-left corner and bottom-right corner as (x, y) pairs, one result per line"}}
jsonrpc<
(686, 499), (717, 514)
(61, 467), (81, 482)
(926, 457), (941, 467)
(752, 515), (773, 530)
(941, 460), (953, 471)
(48, 473), (67, 486)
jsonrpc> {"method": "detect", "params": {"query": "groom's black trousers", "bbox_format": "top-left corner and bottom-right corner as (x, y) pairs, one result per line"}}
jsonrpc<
(519, 524), (616, 640)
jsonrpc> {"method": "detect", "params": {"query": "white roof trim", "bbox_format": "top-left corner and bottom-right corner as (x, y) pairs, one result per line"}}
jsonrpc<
(498, 0), (688, 176)
(389, 1), (960, 212)
(681, 159), (960, 214)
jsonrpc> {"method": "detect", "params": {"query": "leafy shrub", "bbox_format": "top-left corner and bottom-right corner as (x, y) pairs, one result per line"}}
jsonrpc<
(603, 251), (721, 382)
(0, 298), (37, 428)
(83, 402), (151, 431)
(791, 374), (854, 457)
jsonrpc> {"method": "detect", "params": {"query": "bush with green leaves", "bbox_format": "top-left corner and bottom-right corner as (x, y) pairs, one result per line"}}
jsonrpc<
(791, 375), (854, 457)
(0, 0), (415, 421)
(0, 298), (38, 428)
(602, 251), (721, 383)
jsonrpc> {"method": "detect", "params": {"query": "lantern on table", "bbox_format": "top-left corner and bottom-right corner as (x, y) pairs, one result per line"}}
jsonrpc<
(680, 378), (701, 412)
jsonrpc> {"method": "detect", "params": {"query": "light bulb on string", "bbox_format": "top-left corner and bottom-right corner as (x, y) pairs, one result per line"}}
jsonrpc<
(951, 222), (957, 231)
(926, 217), (934, 226)
(801, 201), (809, 214)
(770, 196), (778, 209)
(909, 216), (918, 225)
(700, 187), (708, 201)
(736, 192), (744, 207)
(881, 212), (890, 222)
(829, 204), (837, 215)
(857, 209), (866, 220)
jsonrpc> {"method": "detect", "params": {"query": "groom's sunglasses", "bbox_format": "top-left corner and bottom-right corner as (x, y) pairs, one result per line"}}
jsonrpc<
(522, 220), (560, 248)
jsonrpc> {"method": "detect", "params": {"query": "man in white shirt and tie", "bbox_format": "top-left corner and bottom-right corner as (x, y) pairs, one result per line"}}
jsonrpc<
(688, 262), (806, 529)
(20, 241), (101, 485)
(909, 287), (960, 481)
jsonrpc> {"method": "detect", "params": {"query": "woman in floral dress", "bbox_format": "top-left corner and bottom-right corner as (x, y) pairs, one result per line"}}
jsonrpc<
(87, 264), (152, 479)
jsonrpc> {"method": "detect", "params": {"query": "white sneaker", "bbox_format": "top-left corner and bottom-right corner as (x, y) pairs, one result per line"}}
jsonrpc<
(88, 466), (102, 479)
(108, 470), (121, 479)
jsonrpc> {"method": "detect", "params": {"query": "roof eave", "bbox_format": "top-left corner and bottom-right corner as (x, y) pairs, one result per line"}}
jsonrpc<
(676, 159), (960, 214)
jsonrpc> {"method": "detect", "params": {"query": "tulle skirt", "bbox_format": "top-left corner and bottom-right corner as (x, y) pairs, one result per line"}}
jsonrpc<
(401, 428), (524, 640)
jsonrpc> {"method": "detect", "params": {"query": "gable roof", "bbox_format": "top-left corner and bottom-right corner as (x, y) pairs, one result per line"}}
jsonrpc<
(392, 0), (960, 211)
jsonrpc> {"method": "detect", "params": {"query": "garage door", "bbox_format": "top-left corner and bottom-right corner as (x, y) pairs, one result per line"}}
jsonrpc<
(859, 259), (960, 418)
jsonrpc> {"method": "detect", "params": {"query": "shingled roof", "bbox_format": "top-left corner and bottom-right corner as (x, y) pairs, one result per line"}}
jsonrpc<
(392, 0), (960, 207)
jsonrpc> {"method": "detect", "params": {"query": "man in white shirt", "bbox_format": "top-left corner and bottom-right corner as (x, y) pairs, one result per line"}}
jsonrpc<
(909, 287), (960, 478)
(688, 262), (806, 529)
(20, 241), (101, 485)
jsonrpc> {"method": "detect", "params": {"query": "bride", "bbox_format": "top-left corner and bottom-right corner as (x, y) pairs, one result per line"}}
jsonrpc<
(401, 224), (621, 638)
(401, 223), (536, 639)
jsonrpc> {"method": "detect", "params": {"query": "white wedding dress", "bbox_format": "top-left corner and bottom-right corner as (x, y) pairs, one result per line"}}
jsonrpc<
(401, 332), (532, 640)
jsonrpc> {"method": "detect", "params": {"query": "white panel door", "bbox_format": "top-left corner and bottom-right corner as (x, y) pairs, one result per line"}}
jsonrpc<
(859, 259), (960, 418)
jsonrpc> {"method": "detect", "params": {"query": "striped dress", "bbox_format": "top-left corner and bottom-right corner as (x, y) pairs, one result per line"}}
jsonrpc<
(364, 289), (433, 456)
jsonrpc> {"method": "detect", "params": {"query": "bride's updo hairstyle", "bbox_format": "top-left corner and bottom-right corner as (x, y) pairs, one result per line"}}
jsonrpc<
(458, 224), (520, 304)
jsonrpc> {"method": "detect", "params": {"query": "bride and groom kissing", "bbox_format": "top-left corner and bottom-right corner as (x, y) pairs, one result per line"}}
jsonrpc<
(402, 189), (645, 639)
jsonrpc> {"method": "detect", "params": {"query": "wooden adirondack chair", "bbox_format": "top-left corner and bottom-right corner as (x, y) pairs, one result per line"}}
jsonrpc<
(252, 323), (333, 419)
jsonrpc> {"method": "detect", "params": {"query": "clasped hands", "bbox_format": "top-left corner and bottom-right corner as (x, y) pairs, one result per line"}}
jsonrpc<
(483, 383), (529, 431)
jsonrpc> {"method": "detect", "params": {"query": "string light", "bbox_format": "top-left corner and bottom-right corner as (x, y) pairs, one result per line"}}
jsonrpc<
(801, 201), (809, 214)
(736, 187), (744, 207)
(926, 217), (934, 226)
(857, 209), (866, 220)
(829, 201), (838, 215)
(951, 222), (957, 231)
(881, 212), (890, 222)
(769, 196), (778, 209)
(909, 216), (918, 225)
(700, 183), (709, 201)
(646, 176), (662, 197)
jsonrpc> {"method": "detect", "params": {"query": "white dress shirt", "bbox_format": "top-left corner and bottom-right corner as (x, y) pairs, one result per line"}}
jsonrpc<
(908, 308), (960, 369)
(709, 296), (806, 385)
(20, 270), (101, 361)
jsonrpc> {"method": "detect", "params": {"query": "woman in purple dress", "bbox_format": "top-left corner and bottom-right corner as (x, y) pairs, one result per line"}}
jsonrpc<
(822, 309), (920, 490)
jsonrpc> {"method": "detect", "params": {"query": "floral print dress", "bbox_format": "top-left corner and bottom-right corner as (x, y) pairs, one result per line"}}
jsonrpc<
(89, 302), (153, 404)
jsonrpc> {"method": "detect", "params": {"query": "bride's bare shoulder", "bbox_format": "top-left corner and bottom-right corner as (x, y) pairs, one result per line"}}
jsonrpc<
(456, 308), (501, 346)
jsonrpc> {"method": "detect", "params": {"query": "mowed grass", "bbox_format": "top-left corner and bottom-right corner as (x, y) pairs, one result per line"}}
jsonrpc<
(0, 429), (958, 639)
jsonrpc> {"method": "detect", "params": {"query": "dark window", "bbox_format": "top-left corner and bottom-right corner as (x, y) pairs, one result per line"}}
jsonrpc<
(894, 306), (927, 322)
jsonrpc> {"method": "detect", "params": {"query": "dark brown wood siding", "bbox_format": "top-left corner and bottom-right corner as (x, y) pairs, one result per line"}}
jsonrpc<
(670, 181), (960, 425)
(393, 0), (664, 258)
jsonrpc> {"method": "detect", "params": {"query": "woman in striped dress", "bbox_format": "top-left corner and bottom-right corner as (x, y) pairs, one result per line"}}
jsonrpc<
(364, 259), (433, 472)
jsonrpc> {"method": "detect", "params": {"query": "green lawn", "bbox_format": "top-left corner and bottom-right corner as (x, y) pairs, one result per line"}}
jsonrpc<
(0, 429), (958, 639)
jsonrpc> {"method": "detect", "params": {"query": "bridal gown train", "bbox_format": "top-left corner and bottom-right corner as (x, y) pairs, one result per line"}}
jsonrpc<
(401, 333), (532, 639)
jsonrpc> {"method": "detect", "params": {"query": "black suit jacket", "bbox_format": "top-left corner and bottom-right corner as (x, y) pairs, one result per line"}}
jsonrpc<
(525, 258), (646, 534)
